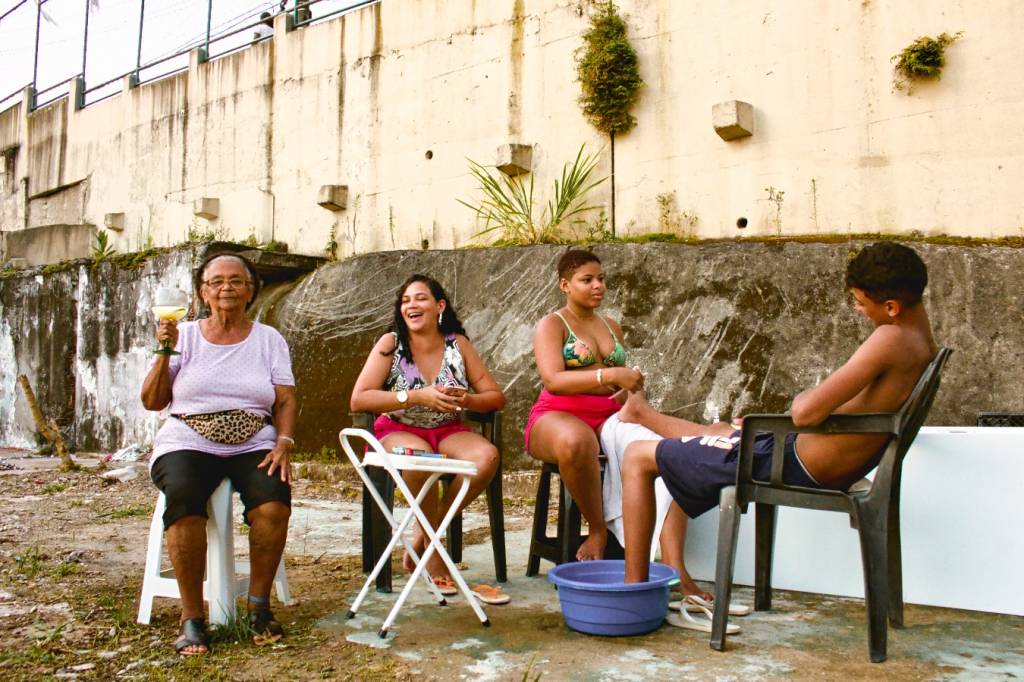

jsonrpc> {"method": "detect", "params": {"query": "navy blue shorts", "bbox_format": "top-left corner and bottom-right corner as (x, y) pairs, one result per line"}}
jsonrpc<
(655, 431), (822, 519)
(150, 449), (291, 529)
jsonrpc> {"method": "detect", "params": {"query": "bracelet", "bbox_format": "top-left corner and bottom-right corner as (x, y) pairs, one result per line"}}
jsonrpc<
(277, 435), (295, 445)
(596, 368), (603, 385)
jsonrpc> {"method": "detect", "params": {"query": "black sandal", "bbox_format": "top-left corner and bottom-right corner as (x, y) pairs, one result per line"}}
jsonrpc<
(175, 617), (210, 656)
(247, 595), (284, 640)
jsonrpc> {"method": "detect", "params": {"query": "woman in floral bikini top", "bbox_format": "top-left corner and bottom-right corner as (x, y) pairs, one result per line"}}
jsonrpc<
(524, 250), (644, 562)
(350, 274), (508, 602)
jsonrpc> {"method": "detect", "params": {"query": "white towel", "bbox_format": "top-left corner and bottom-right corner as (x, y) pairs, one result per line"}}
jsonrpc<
(600, 413), (675, 560)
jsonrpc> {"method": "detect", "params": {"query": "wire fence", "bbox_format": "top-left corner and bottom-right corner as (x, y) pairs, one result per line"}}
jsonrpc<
(0, 0), (376, 114)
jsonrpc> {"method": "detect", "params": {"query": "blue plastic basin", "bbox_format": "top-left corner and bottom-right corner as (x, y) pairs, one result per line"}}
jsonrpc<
(548, 560), (679, 636)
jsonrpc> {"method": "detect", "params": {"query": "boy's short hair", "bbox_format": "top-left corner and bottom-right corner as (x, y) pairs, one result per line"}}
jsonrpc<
(557, 249), (601, 281)
(845, 242), (928, 306)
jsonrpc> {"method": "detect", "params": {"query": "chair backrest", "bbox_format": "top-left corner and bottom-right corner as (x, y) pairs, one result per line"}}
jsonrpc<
(868, 347), (952, 501)
(889, 347), (951, 461)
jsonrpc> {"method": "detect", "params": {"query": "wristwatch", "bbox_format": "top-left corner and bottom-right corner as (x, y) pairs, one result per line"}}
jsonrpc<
(396, 389), (409, 405)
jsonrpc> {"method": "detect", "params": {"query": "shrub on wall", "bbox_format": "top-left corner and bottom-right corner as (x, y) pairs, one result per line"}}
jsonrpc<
(575, 1), (643, 134)
(574, 1), (643, 237)
(891, 31), (963, 93)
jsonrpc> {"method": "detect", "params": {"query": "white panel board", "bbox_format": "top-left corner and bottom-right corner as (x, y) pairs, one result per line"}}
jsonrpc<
(682, 427), (1024, 616)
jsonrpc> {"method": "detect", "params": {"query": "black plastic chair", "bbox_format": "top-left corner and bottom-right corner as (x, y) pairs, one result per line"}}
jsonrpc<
(526, 462), (584, 575)
(352, 411), (507, 593)
(526, 456), (622, 576)
(710, 348), (951, 663)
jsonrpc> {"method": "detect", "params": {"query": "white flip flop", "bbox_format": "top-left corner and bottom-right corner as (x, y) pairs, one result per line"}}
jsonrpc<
(665, 595), (740, 634)
(669, 594), (752, 617)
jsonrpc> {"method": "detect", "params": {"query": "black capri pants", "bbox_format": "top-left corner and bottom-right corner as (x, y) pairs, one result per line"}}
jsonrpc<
(150, 449), (291, 529)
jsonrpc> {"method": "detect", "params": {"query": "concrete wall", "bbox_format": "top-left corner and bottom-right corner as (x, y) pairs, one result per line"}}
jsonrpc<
(0, 0), (1022, 264)
(1, 241), (1022, 464)
(276, 242), (1024, 468)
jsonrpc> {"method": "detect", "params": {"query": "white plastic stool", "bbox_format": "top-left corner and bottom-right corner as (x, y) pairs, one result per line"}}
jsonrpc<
(339, 428), (488, 638)
(137, 478), (293, 626)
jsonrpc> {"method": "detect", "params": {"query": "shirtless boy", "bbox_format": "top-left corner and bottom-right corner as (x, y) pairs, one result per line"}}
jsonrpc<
(621, 241), (938, 583)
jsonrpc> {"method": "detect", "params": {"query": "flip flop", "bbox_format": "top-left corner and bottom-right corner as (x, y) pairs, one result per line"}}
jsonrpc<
(470, 584), (510, 605)
(665, 596), (740, 634)
(669, 594), (752, 617)
(432, 576), (457, 596)
(174, 617), (210, 656)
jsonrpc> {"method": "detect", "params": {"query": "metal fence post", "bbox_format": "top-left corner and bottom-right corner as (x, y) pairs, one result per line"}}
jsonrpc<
(81, 0), (90, 83)
(30, 0), (41, 107)
(202, 0), (212, 62)
(131, 0), (145, 87)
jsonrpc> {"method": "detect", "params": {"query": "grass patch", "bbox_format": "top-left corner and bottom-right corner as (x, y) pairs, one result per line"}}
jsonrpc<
(13, 547), (46, 578)
(96, 591), (136, 633)
(40, 482), (68, 495)
(100, 504), (151, 520)
(554, 231), (1024, 248)
(291, 446), (340, 463)
(110, 246), (166, 270)
(52, 561), (80, 578)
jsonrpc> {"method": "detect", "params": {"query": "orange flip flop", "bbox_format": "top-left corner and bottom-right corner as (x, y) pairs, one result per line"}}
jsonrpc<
(470, 584), (510, 605)
(432, 576), (457, 596)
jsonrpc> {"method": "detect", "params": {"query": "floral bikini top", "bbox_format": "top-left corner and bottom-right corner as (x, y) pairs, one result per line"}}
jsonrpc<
(384, 332), (468, 428)
(555, 312), (627, 368)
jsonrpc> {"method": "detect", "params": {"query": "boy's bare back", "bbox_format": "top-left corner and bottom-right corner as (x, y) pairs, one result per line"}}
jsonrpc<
(792, 244), (938, 488)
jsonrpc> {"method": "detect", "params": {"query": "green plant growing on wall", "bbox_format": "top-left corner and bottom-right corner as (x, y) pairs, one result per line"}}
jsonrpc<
(324, 224), (339, 261)
(460, 145), (606, 245)
(91, 230), (116, 265)
(241, 230), (260, 248)
(891, 31), (962, 93)
(764, 186), (785, 236)
(186, 225), (218, 244)
(575, 1), (643, 236)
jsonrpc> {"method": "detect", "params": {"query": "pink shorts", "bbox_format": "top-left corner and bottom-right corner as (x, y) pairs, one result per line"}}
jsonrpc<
(373, 414), (471, 452)
(524, 389), (621, 452)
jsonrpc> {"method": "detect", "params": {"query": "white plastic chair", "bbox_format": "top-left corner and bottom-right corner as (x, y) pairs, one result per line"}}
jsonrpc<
(137, 478), (293, 626)
(339, 427), (489, 638)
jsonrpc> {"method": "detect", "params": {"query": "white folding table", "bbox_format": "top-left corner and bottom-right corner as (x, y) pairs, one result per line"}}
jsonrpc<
(339, 427), (489, 637)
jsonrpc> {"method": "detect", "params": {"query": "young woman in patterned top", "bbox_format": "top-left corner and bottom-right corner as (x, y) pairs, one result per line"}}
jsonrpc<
(350, 274), (506, 600)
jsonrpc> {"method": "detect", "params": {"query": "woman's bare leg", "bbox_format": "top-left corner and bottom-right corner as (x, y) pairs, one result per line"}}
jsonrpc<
(528, 411), (607, 561)
(380, 433), (445, 576)
(436, 430), (499, 520)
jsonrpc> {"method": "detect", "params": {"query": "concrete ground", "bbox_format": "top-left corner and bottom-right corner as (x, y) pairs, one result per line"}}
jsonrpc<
(297, 501), (1024, 681)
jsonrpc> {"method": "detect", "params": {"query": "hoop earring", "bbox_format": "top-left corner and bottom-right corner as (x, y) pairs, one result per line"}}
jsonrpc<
(438, 310), (444, 326)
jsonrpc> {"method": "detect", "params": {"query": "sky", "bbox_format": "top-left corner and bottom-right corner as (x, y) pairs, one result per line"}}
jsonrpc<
(0, 0), (362, 109)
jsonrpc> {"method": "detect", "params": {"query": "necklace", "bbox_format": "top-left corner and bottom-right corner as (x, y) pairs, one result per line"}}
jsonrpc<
(565, 305), (596, 322)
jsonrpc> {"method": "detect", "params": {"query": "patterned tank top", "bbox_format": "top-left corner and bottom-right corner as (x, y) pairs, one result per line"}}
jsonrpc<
(384, 332), (469, 428)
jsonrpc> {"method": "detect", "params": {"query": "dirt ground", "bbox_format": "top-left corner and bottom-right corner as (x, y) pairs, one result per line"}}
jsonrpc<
(0, 450), (529, 681)
(2, 450), (1022, 681)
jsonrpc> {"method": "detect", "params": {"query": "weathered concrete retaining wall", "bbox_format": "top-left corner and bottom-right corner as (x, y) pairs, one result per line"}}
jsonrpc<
(276, 242), (1024, 469)
(2, 242), (1020, 466)
(0, 252), (193, 451)
(2, 0), (1023, 266)
(0, 243), (318, 451)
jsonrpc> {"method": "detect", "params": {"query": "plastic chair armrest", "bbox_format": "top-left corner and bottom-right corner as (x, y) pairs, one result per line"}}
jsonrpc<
(737, 412), (900, 488)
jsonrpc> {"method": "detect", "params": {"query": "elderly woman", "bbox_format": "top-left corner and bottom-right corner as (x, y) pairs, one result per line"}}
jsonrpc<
(350, 274), (507, 603)
(141, 252), (296, 656)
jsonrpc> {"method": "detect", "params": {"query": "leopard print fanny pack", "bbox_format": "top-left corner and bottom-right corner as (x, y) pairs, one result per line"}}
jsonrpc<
(173, 409), (272, 444)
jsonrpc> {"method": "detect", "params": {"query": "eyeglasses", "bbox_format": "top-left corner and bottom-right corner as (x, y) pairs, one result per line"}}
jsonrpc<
(203, 278), (251, 289)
